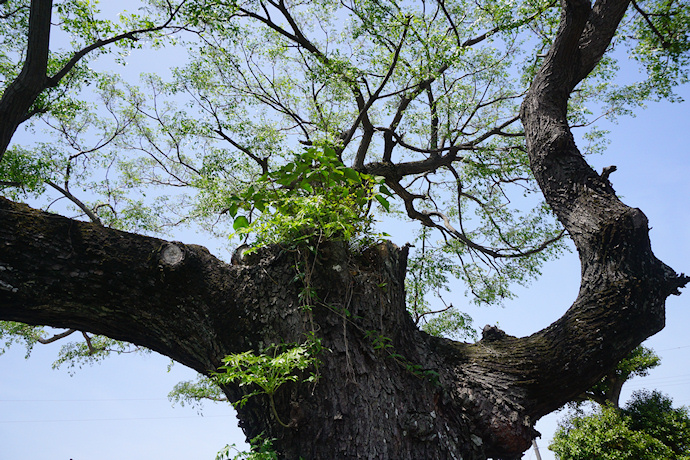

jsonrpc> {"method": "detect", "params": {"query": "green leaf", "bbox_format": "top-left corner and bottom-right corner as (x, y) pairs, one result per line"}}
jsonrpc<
(379, 185), (393, 196)
(254, 200), (267, 213)
(300, 181), (314, 194)
(374, 195), (390, 212)
(342, 167), (362, 183)
(233, 215), (250, 230)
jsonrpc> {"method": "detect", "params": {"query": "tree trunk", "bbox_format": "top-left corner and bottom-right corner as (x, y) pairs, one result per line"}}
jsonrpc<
(0, 198), (512, 458)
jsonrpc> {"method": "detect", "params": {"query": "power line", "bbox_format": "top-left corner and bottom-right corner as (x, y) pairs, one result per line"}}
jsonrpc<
(0, 397), (168, 402)
(657, 344), (690, 352)
(0, 414), (234, 424)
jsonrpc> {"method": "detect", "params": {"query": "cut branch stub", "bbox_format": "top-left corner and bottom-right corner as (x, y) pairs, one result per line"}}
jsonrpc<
(159, 242), (186, 269)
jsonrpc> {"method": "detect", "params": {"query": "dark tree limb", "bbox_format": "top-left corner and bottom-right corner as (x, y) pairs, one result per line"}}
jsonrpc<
(0, 198), (242, 374)
(514, 0), (689, 419)
(0, 0), (52, 160)
(36, 328), (76, 344)
(0, 0), (186, 162)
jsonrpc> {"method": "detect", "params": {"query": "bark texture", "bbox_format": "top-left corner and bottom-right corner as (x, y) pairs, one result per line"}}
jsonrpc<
(1, 0), (689, 458)
(0, 0), (52, 160)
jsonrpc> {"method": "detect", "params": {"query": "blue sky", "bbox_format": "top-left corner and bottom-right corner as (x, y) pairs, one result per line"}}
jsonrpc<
(1, 3), (689, 458)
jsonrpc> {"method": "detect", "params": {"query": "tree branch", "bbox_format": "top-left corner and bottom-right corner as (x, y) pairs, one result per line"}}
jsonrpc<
(630, 0), (671, 49)
(0, 0), (52, 160)
(0, 1), (187, 161)
(0, 197), (247, 374)
(510, 0), (689, 421)
(45, 1), (188, 88)
(213, 127), (269, 175)
(577, 0), (632, 82)
(36, 328), (77, 344)
(45, 180), (103, 225)
(349, 16), (410, 166)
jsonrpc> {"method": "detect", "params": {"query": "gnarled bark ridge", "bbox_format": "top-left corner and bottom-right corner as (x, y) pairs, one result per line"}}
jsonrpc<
(1, 0), (688, 458)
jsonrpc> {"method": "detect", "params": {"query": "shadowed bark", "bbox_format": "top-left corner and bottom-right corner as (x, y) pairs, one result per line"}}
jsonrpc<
(0, 0), (52, 159)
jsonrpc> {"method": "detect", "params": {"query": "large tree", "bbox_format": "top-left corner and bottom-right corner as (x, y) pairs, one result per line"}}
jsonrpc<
(1, 0), (689, 458)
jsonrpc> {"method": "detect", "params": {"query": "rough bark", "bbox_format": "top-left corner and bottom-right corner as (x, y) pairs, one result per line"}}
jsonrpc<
(0, 198), (495, 458)
(0, 0), (52, 160)
(1, 0), (689, 458)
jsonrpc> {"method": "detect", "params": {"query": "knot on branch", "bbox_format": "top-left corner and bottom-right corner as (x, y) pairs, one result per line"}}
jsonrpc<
(231, 244), (252, 266)
(601, 165), (617, 182)
(158, 242), (187, 269)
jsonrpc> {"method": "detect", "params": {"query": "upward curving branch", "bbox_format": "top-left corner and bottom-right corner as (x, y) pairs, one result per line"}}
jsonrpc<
(510, 0), (689, 418)
(0, 0), (52, 160)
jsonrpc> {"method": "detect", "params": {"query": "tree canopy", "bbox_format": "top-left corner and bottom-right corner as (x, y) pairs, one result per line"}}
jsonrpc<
(2, 0), (688, 306)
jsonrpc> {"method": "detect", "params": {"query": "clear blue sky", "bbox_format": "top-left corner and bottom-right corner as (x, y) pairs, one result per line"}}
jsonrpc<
(1, 4), (689, 459)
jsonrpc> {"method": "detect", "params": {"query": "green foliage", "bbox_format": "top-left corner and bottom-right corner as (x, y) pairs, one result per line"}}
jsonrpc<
(0, 146), (54, 198)
(624, 0), (690, 102)
(227, 145), (391, 246)
(0, 322), (45, 358)
(215, 435), (278, 460)
(0, 322), (148, 373)
(586, 346), (661, 402)
(50, 336), (150, 374)
(406, 228), (477, 340)
(625, 390), (690, 456)
(168, 373), (228, 409)
(5, 0), (682, 308)
(550, 404), (676, 460)
(551, 392), (690, 460)
(600, 345), (661, 380)
(213, 342), (321, 427)
(365, 330), (394, 352)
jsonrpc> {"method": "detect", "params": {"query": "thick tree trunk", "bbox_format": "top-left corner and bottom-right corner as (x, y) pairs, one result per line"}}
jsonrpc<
(0, 198), (505, 458)
(1, 0), (688, 458)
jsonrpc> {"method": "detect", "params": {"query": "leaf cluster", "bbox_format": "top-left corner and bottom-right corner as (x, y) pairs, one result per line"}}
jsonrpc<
(550, 391), (690, 460)
(405, 228), (477, 340)
(227, 145), (391, 246)
(212, 341), (321, 427)
(168, 373), (228, 409)
(215, 434), (278, 460)
(214, 345), (316, 405)
(567, 345), (662, 409)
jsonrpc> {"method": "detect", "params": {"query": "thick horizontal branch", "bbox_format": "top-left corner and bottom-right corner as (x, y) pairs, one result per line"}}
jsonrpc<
(0, 198), (255, 374)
